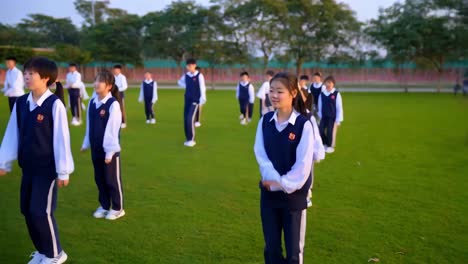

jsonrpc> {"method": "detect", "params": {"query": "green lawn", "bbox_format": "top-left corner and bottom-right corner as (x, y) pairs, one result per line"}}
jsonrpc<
(0, 90), (467, 263)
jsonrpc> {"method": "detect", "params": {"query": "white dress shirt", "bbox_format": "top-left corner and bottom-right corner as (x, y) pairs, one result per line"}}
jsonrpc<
(236, 81), (255, 104)
(65, 71), (85, 89)
(0, 90), (74, 180)
(254, 110), (314, 194)
(309, 115), (325, 162)
(115, 73), (128, 92)
(256, 81), (270, 100)
(138, 79), (158, 103)
(81, 93), (122, 160)
(2, 67), (25, 97)
(177, 71), (207, 105)
(317, 88), (344, 124)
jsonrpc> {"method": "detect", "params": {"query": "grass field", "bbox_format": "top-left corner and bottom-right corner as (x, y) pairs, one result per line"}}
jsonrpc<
(0, 89), (467, 264)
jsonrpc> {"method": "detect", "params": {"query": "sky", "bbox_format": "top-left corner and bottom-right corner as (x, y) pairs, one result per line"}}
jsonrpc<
(0, 0), (399, 26)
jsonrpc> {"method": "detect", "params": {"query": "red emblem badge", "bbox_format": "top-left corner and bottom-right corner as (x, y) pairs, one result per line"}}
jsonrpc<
(289, 132), (296, 141)
(331, 95), (335, 100)
(37, 114), (44, 122)
(193, 77), (197, 81)
(100, 110), (106, 117)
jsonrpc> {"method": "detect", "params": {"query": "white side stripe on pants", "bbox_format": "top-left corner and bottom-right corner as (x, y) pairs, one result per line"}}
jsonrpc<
(191, 103), (199, 141)
(299, 209), (307, 264)
(46, 180), (58, 257)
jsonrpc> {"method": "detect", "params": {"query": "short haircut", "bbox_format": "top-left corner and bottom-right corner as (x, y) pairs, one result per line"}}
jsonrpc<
(240, 71), (249, 77)
(69, 63), (77, 67)
(24, 57), (58, 87)
(186, 58), (197, 65)
(323, 75), (336, 86)
(313, 72), (322, 77)
(195, 66), (201, 71)
(300, 75), (309, 81)
(266, 70), (275, 77)
(113, 64), (122, 69)
(5, 56), (17, 62)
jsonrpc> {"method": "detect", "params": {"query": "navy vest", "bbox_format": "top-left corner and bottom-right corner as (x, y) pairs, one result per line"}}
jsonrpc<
(261, 111), (312, 210)
(89, 97), (119, 160)
(185, 73), (201, 103)
(238, 82), (250, 101)
(143, 81), (154, 101)
(321, 90), (339, 119)
(310, 83), (323, 106)
(16, 93), (58, 171)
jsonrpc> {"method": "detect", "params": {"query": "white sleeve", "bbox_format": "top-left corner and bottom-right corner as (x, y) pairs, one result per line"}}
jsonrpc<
(310, 117), (325, 162)
(256, 83), (266, 99)
(279, 122), (314, 194)
(0, 103), (19, 171)
(103, 101), (122, 160)
(13, 70), (24, 95)
(253, 117), (282, 191)
(138, 83), (144, 102)
(177, 75), (186, 88)
(335, 93), (343, 123)
(81, 100), (92, 150)
(236, 84), (240, 99)
(80, 85), (89, 100)
(64, 73), (71, 88)
(199, 73), (206, 104)
(121, 75), (128, 91)
(52, 100), (75, 180)
(153, 81), (158, 103)
(249, 84), (255, 104)
(318, 94), (322, 119)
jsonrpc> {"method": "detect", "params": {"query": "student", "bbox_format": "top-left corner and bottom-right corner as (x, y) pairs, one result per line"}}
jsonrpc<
(309, 72), (326, 117)
(236, 71), (255, 125)
(463, 74), (468, 96)
(194, 66), (203, 127)
(81, 69), (125, 220)
(2, 56), (25, 112)
(138, 72), (158, 124)
(64, 63), (85, 126)
(299, 75), (309, 94)
(256, 70), (275, 117)
(318, 76), (343, 153)
(113, 65), (128, 128)
(0, 57), (74, 264)
(254, 72), (314, 264)
(177, 58), (207, 147)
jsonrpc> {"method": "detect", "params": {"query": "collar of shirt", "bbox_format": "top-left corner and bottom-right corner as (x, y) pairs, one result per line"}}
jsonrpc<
(186, 71), (199, 77)
(313, 82), (322, 88)
(240, 81), (250, 86)
(93, 93), (112, 108)
(323, 88), (336, 96)
(144, 79), (153, 84)
(7, 67), (18, 74)
(269, 110), (300, 126)
(26, 89), (53, 111)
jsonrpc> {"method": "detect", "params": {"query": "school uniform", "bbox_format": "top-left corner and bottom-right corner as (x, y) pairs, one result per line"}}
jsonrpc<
(305, 111), (325, 207)
(256, 81), (272, 117)
(254, 110), (314, 264)
(0, 90), (74, 259)
(318, 88), (343, 148)
(115, 73), (128, 124)
(309, 82), (325, 114)
(82, 93), (123, 211)
(177, 71), (207, 142)
(236, 81), (255, 119)
(2, 66), (25, 112)
(65, 71), (85, 121)
(138, 79), (158, 121)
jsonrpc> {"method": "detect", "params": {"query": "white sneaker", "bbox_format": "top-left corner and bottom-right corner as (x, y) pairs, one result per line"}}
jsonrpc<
(105, 209), (125, 220)
(121, 123), (127, 129)
(28, 251), (44, 264)
(195, 122), (201, 127)
(307, 190), (313, 208)
(40, 251), (67, 264)
(184, 140), (196, 147)
(146, 120), (150, 124)
(150, 119), (156, 124)
(93, 206), (108, 219)
(240, 119), (247, 125)
(239, 114), (244, 120)
(247, 118), (252, 123)
(325, 147), (335, 153)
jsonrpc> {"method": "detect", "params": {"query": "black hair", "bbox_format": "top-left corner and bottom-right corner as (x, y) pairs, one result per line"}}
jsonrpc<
(270, 72), (308, 116)
(95, 69), (123, 110)
(113, 64), (122, 69)
(323, 75), (336, 86)
(195, 66), (201, 71)
(300, 75), (309, 81)
(23, 57), (58, 87)
(69, 63), (77, 67)
(54, 81), (65, 104)
(313, 72), (322, 77)
(240, 71), (249, 77)
(266, 70), (275, 77)
(5, 56), (17, 62)
(186, 58), (197, 65)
